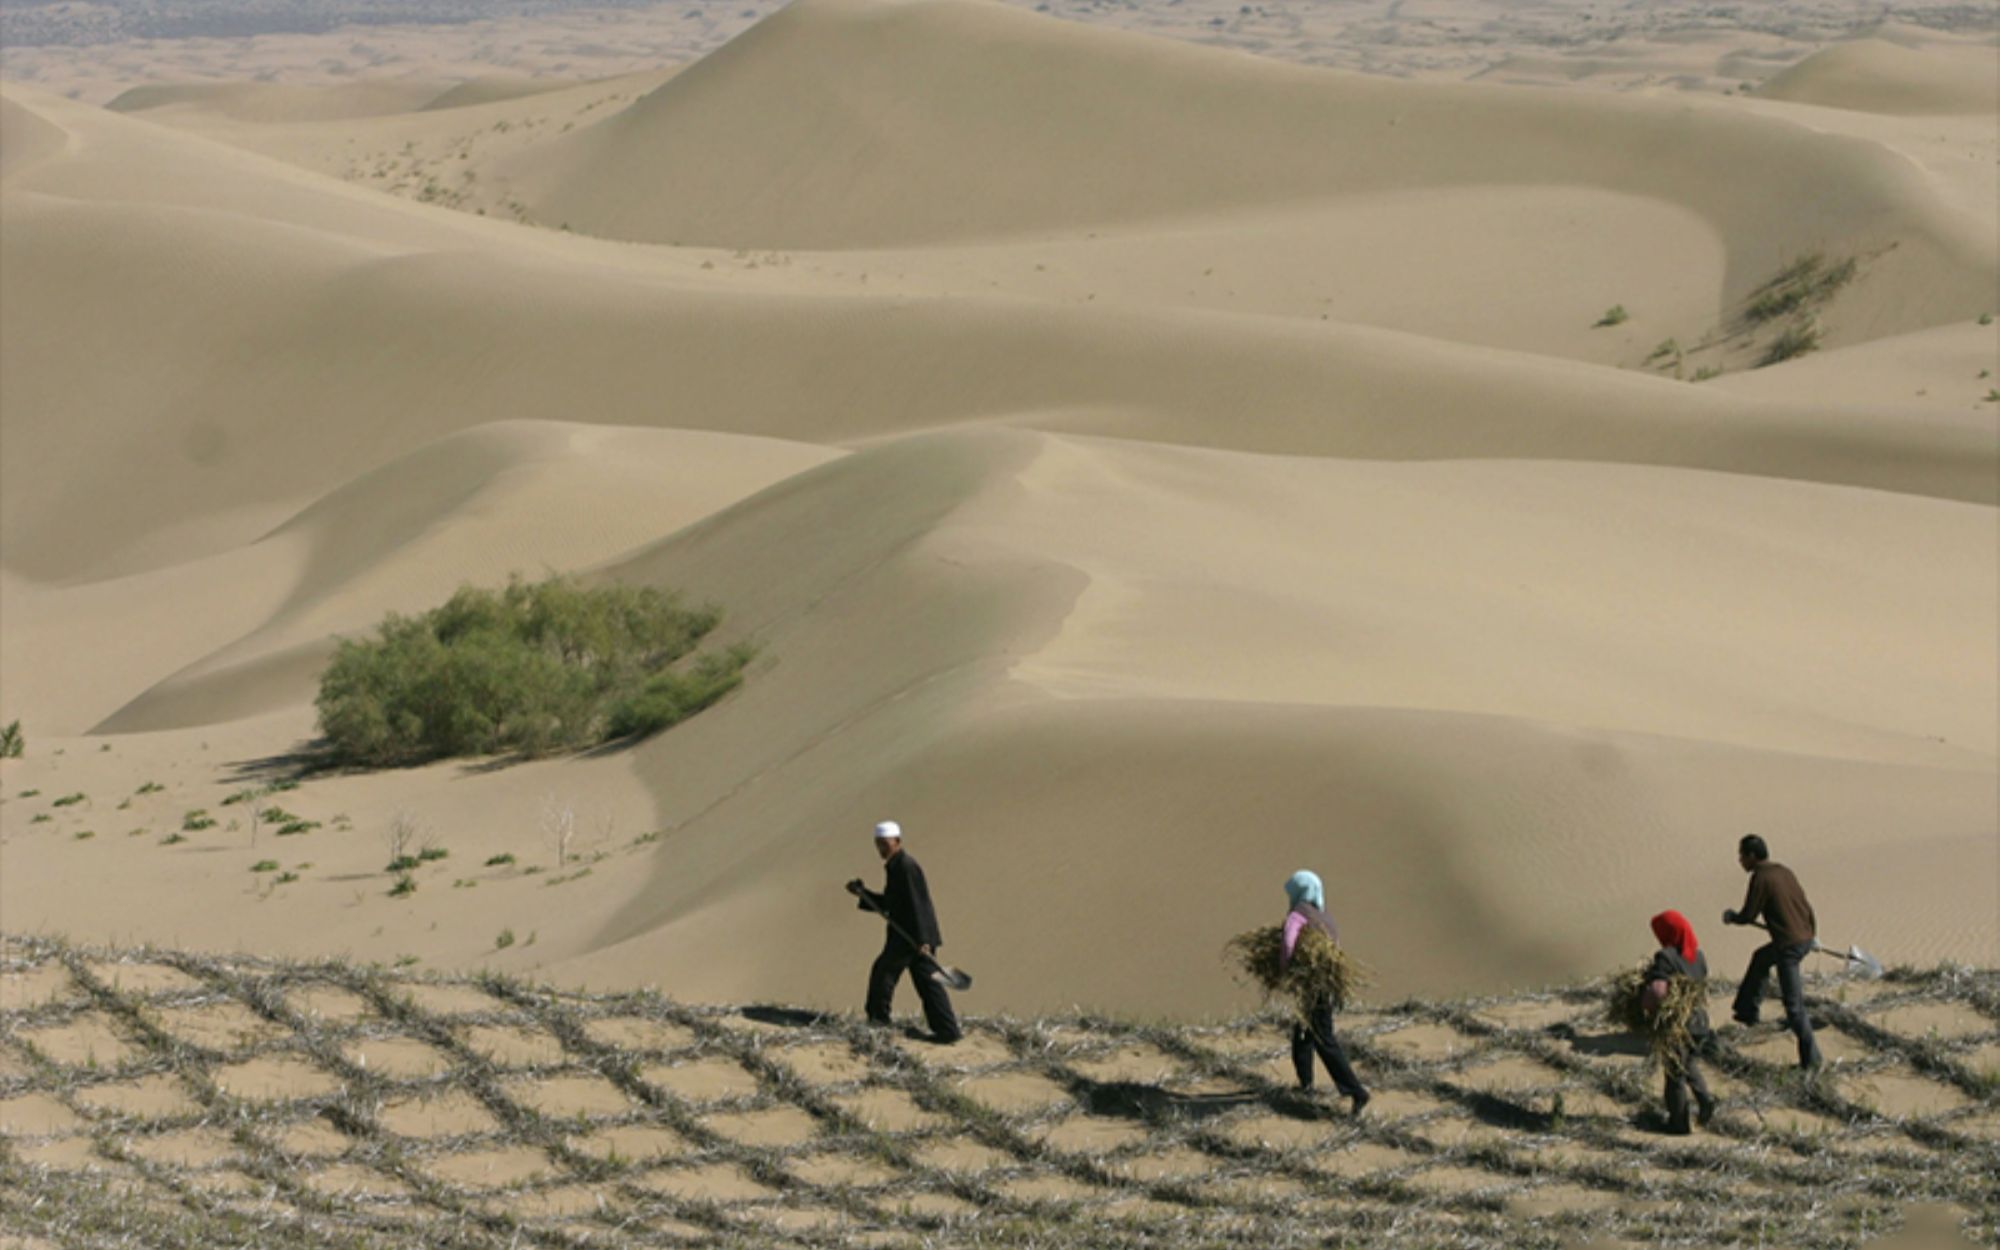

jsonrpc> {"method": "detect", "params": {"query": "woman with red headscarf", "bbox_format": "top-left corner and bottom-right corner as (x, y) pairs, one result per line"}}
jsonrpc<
(1645, 910), (1718, 1134)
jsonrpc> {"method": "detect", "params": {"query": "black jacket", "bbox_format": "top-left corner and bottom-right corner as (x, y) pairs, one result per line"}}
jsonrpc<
(1646, 946), (1713, 1039)
(858, 849), (943, 950)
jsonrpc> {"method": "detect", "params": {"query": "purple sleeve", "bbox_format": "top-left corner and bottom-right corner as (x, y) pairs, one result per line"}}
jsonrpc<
(1280, 911), (1308, 969)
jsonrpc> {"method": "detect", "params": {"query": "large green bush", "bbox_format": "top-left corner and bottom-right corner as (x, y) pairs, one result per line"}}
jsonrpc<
(316, 577), (752, 767)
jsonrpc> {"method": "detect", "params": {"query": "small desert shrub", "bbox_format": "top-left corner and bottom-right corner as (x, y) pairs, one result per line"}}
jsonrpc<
(417, 846), (448, 863)
(1646, 338), (1680, 364)
(604, 644), (756, 739)
(315, 576), (752, 767)
(385, 854), (420, 873)
(484, 853), (516, 867)
(182, 809), (216, 832)
(495, 929), (516, 950)
(73, 830), (95, 841)
(52, 792), (87, 808)
(161, 832), (187, 846)
(1595, 304), (1629, 327)
(135, 781), (164, 795)
(17, 789), (39, 798)
(1743, 252), (1856, 326)
(1691, 365), (1724, 382)
(0, 720), (23, 758)
(250, 860), (279, 873)
(1226, 924), (1369, 1016)
(1762, 318), (1822, 365)
(1978, 312), (1993, 326)
(30, 813), (50, 824)
(389, 874), (417, 897)
(275, 871), (300, 884)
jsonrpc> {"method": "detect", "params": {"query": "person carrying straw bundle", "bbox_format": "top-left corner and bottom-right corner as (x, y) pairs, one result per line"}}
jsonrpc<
(1610, 909), (1719, 1135)
(1229, 870), (1370, 1114)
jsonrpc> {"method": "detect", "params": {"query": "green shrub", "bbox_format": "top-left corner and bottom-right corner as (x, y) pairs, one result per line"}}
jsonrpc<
(1743, 253), (1856, 326)
(315, 576), (749, 767)
(495, 929), (516, 950)
(52, 792), (87, 808)
(1595, 304), (1629, 327)
(135, 781), (164, 795)
(182, 809), (216, 832)
(417, 846), (448, 863)
(605, 643), (756, 739)
(0, 721), (23, 758)
(250, 860), (279, 873)
(1762, 318), (1822, 365)
(389, 874), (417, 897)
(484, 853), (517, 867)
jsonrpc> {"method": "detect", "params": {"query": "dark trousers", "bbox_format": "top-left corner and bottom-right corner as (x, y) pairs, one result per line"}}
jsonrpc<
(866, 940), (960, 1040)
(1663, 1041), (1714, 1132)
(1733, 939), (1821, 1068)
(1290, 997), (1365, 1099)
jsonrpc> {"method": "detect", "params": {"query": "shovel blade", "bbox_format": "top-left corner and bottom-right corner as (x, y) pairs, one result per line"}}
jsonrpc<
(1847, 945), (1885, 980)
(928, 965), (973, 992)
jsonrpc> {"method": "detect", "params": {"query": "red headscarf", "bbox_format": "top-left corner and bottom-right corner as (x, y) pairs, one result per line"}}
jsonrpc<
(1650, 910), (1699, 962)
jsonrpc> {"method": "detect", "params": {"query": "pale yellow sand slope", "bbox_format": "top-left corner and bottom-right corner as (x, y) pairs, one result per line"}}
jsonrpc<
(1757, 38), (1999, 116)
(0, 1), (1994, 1016)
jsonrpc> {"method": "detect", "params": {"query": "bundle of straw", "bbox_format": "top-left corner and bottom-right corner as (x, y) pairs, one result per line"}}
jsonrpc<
(1606, 962), (1703, 1064)
(1225, 924), (1369, 1017)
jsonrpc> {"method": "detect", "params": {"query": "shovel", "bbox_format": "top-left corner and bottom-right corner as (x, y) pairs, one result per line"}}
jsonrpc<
(853, 888), (973, 991)
(1745, 918), (1884, 979)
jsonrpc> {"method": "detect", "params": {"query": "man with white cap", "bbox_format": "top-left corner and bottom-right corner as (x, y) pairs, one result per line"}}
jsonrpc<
(846, 820), (960, 1043)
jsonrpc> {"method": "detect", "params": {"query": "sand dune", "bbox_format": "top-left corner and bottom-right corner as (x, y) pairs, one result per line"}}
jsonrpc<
(1758, 38), (2000, 116)
(105, 79), (448, 122)
(1, 0), (1994, 1019)
(503, 0), (1993, 340)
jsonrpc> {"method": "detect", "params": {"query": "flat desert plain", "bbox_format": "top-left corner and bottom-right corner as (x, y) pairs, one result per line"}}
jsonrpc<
(2, 0), (1996, 1026)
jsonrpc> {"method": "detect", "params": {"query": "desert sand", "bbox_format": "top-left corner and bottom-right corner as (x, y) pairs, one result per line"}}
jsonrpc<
(2, 0), (1996, 1035)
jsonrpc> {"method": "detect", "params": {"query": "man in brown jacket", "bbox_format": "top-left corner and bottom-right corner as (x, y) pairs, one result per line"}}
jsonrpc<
(1722, 834), (1823, 1070)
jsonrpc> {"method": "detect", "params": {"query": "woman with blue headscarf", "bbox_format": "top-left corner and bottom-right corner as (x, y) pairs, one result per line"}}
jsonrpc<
(1282, 869), (1369, 1113)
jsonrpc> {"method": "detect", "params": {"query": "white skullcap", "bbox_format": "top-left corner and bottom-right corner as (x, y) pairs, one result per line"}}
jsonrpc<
(873, 821), (902, 841)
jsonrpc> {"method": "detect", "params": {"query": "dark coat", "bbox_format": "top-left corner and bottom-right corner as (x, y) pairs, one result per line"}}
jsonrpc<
(857, 849), (943, 950)
(1646, 946), (1713, 1039)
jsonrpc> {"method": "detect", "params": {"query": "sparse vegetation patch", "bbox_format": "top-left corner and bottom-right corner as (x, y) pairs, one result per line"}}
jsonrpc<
(314, 575), (753, 767)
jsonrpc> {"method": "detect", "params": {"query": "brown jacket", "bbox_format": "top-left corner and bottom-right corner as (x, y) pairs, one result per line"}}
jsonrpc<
(1739, 862), (1815, 946)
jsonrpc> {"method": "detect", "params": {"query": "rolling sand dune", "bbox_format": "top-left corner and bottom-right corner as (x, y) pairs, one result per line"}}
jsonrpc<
(1, 0), (1996, 1027)
(104, 79), (450, 122)
(503, 0), (1994, 337)
(1757, 39), (2000, 116)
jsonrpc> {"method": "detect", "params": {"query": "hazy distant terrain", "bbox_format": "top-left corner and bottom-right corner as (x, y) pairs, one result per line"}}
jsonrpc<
(6, 0), (1997, 105)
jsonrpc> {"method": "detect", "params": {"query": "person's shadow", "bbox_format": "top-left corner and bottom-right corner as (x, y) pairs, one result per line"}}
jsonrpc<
(1554, 1023), (1652, 1059)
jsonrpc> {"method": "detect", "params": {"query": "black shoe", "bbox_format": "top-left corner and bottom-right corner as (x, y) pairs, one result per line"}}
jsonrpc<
(1696, 1096), (1718, 1127)
(1731, 1012), (1758, 1028)
(1349, 1089), (1371, 1116)
(1665, 1119), (1692, 1136)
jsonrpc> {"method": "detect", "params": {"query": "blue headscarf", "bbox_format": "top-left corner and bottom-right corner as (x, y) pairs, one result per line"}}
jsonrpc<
(1284, 870), (1324, 910)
